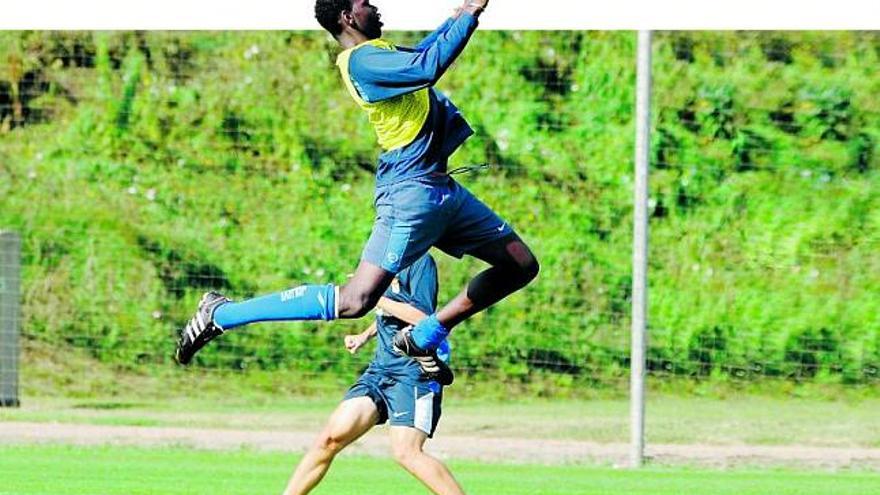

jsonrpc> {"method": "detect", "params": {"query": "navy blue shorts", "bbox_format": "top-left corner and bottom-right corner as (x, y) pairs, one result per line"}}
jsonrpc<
(343, 370), (443, 437)
(362, 175), (513, 273)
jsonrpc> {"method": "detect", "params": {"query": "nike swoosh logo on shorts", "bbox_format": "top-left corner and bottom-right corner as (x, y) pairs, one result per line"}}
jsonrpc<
(392, 411), (410, 418)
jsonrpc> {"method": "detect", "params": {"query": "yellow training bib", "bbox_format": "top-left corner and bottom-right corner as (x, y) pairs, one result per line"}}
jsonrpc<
(336, 39), (430, 151)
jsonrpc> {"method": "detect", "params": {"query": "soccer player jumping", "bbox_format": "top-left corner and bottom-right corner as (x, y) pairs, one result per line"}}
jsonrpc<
(175, 0), (538, 365)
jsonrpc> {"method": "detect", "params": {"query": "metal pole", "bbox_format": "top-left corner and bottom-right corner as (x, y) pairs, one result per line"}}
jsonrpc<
(630, 30), (652, 468)
(0, 231), (21, 407)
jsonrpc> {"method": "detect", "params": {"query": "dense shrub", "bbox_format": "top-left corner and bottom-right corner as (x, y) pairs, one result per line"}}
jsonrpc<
(0, 31), (878, 389)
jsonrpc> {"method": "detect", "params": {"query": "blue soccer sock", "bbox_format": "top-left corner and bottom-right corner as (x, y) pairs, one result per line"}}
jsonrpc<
(436, 339), (451, 363)
(213, 284), (337, 331)
(410, 314), (450, 351)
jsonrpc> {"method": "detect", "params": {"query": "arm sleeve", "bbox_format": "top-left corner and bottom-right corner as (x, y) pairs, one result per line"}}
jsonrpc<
(414, 17), (455, 52)
(348, 12), (479, 102)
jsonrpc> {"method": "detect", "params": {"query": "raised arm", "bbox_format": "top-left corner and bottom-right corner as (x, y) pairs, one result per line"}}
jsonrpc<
(415, 0), (483, 51)
(414, 16), (455, 52)
(347, 7), (484, 103)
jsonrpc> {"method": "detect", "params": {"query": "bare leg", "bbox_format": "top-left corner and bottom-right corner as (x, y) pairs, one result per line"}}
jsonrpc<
(436, 232), (539, 329)
(282, 397), (379, 495)
(390, 426), (466, 495)
(336, 260), (395, 319)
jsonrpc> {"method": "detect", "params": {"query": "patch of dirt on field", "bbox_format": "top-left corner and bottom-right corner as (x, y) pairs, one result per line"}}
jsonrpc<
(2, 422), (879, 470)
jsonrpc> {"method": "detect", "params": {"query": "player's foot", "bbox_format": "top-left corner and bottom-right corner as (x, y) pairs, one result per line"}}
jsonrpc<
(175, 291), (230, 365)
(415, 354), (455, 386)
(392, 326), (433, 357)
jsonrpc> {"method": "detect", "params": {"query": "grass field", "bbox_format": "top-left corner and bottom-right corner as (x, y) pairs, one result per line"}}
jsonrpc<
(1, 444), (878, 495)
(2, 394), (878, 448)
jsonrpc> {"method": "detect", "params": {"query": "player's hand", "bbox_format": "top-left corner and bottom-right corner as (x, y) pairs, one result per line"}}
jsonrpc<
(344, 334), (367, 354)
(461, 0), (488, 15)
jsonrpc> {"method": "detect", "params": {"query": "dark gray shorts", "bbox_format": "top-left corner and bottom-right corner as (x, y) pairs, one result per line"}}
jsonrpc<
(343, 370), (443, 437)
(362, 175), (513, 274)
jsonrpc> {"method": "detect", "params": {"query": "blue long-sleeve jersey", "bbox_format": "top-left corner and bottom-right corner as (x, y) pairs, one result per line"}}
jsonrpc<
(336, 13), (479, 186)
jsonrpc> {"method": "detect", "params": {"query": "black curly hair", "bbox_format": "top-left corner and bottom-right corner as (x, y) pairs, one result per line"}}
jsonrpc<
(314, 0), (354, 37)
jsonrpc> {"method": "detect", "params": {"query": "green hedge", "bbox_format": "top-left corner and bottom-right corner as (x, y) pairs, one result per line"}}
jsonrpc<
(0, 31), (877, 389)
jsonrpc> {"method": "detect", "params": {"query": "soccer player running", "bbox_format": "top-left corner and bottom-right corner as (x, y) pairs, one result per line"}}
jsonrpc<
(176, 0), (538, 366)
(283, 254), (463, 495)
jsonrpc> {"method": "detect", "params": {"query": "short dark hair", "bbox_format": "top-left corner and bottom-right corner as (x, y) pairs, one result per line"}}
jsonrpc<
(314, 0), (353, 37)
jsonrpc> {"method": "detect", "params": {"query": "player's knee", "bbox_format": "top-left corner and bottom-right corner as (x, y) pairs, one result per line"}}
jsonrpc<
(314, 432), (346, 456)
(520, 255), (539, 284)
(509, 255), (539, 289)
(391, 443), (421, 468)
(506, 241), (539, 286)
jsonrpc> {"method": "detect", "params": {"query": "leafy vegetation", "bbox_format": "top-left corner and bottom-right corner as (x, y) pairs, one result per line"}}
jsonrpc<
(0, 31), (877, 393)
